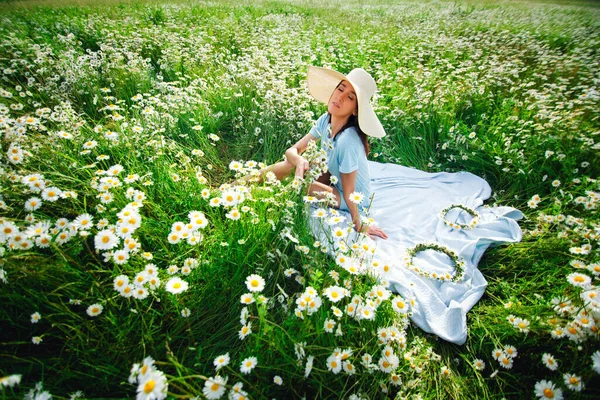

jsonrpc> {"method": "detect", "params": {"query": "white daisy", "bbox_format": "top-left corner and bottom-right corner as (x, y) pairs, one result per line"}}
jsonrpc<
(136, 370), (168, 400)
(245, 274), (265, 293)
(542, 353), (558, 371)
(212, 353), (230, 371)
(240, 356), (257, 374)
(86, 303), (103, 317)
(202, 375), (227, 400)
(165, 277), (189, 294)
(534, 380), (563, 400)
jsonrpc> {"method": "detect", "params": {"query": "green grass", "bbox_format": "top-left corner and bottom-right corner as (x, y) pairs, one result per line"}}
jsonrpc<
(0, 0), (599, 399)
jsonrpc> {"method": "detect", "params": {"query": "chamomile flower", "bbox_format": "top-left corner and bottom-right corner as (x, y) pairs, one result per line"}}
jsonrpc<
(94, 229), (119, 251)
(240, 356), (257, 374)
(332, 226), (347, 239)
(504, 345), (518, 358)
(41, 187), (62, 202)
(534, 380), (563, 400)
(304, 355), (314, 378)
(563, 373), (583, 392)
(73, 214), (94, 231)
(348, 191), (364, 204)
(239, 323), (252, 340)
(24, 197), (42, 211)
(136, 370), (168, 400)
(323, 286), (347, 303)
(391, 296), (410, 314)
(492, 348), (504, 360)
(30, 312), (41, 324)
(326, 354), (342, 374)
(513, 317), (530, 333)
(165, 277), (189, 294)
(240, 293), (255, 305)
(245, 274), (265, 293)
(542, 353), (558, 371)
(113, 250), (129, 265)
(202, 376), (227, 400)
(441, 366), (451, 377)
(473, 358), (485, 371)
(312, 208), (327, 218)
(566, 272), (591, 289)
(0, 374), (21, 387)
(86, 303), (103, 317)
(133, 286), (149, 300)
(213, 353), (230, 371)
(343, 361), (356, 375)
(323, 318), (336, 333)
(498, 354), (513, 369)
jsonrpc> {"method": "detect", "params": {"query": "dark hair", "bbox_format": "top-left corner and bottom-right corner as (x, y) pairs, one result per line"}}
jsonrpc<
(328, 112), (370, 156)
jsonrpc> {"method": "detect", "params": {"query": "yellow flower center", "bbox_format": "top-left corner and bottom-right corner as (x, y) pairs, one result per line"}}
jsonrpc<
(173, 282), (181, 289)
(144, 379), (155, 394)
(543, 388), (554, 398)
(574, 275), (584, 282)
(211, 383), (219, 391)
(102, 236), (110, 243)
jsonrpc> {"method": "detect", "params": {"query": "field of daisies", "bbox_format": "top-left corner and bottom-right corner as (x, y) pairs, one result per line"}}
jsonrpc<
(0, 0), (599, 398)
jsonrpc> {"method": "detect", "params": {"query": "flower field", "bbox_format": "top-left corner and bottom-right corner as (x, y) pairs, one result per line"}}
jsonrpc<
(0, 0), (599, 398)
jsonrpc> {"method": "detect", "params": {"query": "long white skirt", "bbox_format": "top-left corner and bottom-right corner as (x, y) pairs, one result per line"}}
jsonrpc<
(309, 161), (523, 345)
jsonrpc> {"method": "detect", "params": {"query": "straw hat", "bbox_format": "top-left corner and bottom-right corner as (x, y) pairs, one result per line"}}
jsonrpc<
(307, 65), (386, 138)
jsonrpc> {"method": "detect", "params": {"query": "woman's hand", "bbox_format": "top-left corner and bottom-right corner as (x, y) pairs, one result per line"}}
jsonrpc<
(294, 156), (310, 178)
(356, 224), (388, 240)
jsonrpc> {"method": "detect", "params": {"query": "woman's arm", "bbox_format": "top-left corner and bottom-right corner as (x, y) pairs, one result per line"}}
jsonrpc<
(285, 133), (317, 178)
(340, 171), (361, 230)
(340, 171), (388, 240)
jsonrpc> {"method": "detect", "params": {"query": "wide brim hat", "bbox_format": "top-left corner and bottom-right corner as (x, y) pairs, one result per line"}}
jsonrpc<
(307, 65), (386, 138)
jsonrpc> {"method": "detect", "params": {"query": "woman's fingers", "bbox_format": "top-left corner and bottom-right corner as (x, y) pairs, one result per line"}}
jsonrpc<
(367, 226), (388, 240)
(295, 159), (310, 178)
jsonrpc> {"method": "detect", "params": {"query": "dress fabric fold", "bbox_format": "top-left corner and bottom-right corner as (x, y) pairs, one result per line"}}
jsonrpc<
(309, 161), (523, 345)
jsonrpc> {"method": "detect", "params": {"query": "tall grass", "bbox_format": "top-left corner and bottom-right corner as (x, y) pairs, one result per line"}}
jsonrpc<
(0, 0), (599, 399)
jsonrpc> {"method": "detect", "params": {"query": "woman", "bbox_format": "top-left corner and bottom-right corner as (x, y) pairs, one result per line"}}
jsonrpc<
(257, 66), (388, 240)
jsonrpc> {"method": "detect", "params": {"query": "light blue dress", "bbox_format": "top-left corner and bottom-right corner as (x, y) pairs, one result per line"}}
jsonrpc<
(309, 113), (371, 213)
(308, 160), (524, 345)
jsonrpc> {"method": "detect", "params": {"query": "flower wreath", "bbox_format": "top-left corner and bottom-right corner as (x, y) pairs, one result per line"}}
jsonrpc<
(404, 242), (466, 283)
(440, 203), (480, 230)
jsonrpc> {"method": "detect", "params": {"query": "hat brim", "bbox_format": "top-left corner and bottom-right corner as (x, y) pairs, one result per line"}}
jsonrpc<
(307, 65), (386, 138)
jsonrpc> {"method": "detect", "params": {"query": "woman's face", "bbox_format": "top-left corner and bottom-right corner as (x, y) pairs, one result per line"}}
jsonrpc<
(327, 80), (357, 120)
